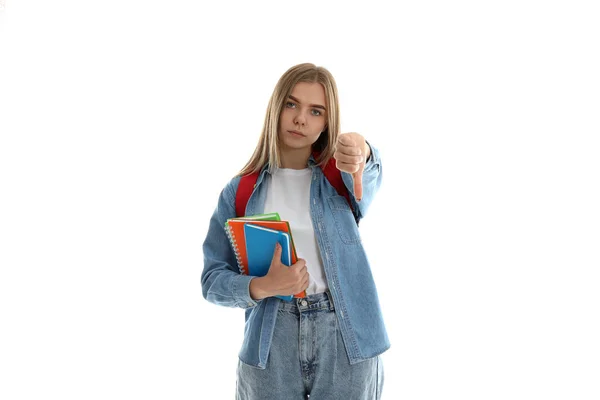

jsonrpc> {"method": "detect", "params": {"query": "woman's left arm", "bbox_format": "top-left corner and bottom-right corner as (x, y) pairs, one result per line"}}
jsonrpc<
(335, 133), (383, 220)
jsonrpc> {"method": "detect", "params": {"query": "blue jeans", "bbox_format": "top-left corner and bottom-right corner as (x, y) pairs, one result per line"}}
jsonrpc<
(236, 290), (384, 399)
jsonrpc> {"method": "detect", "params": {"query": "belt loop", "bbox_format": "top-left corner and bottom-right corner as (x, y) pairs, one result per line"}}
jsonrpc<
(326, 289), (335, 311)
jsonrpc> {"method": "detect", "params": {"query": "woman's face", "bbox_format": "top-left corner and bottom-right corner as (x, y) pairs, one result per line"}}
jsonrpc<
(278, 82), (328, 152)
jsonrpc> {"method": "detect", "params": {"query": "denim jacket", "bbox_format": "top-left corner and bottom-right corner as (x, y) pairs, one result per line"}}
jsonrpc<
(201, 143), (390, 369)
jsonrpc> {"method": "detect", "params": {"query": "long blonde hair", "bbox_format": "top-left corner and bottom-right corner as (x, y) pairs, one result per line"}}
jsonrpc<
(237, 63), (340, 177)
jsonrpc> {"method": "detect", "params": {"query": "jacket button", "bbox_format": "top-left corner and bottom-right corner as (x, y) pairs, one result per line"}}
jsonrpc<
(301, 300), (308, 306)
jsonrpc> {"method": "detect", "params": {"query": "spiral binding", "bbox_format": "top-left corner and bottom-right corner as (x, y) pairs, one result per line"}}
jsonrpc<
(225, 224), (245, 274)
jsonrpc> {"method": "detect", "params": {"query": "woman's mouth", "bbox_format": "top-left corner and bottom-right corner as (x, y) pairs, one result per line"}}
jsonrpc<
(288, 130), (306, 137)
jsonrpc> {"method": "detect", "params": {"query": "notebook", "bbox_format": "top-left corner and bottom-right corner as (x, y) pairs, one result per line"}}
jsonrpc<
(244, 224), (294, 302)
(234, 212), (280, 221)
(226, 219), (298, 272)
(224, 213), (306, 299)
(224, 213), (281, 275)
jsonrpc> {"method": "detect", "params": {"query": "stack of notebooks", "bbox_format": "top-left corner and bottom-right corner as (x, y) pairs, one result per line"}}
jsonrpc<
(224, 212), (306, 302)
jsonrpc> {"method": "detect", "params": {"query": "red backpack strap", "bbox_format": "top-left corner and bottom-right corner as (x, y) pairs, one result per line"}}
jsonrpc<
(319, 156), (358, 222)
(236, 159), (358, 223)
(236, 171), (260, 217)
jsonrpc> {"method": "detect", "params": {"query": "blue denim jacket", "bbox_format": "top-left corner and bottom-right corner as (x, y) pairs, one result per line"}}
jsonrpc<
(201, 143), (390, 369)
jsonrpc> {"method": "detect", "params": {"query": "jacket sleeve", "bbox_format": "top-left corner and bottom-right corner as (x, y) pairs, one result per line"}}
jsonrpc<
(341, 140), (382, 221)
(200, 178), (263, 309)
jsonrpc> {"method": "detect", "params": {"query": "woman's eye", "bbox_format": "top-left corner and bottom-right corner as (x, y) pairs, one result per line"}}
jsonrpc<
(285, 102), (321, 116)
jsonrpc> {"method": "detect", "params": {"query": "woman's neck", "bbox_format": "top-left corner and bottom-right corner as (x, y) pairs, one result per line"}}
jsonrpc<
(280, 147), (311, 170)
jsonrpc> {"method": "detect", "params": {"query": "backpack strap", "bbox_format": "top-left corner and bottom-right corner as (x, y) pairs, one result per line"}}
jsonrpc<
(320, 156), (357, 220)
(235, 158), (358, 223)
(235, 171), (260, 217)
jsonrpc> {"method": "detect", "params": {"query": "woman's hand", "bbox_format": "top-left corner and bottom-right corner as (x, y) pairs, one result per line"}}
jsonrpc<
(334, 132), (370, 201)
(259, 243), (309, 298)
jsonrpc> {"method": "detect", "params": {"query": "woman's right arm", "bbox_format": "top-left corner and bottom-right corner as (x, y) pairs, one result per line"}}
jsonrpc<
(200, 180), (264, 309)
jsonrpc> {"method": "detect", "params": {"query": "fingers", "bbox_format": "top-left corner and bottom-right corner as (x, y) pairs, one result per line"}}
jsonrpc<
(291, 258), (306, 270)
(288, 258), (309, 294)
(337, 134), (358, 148)
(334, 151), (364, 166)
(335, 158), (362, 174)
(292, 263), (307, 276)
(296, 268), (310, 292)
(335, 133), (367, 200)
(291, 259), (308, 279)
(335, 135), (365, 172)
(335, 138), (363, 157)
(334, 144), (364, 173)
(300, 275), (309, 291)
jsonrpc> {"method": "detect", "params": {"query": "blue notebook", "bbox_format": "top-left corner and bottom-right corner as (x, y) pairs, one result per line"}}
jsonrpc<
(244, 223), (293, 302)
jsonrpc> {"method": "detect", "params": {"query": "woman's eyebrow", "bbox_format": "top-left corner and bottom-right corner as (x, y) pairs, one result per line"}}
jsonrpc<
(288, 95), (327, 111)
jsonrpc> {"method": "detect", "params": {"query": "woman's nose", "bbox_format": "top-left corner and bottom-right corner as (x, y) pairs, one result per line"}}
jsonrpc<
(294, 110), (306, 126)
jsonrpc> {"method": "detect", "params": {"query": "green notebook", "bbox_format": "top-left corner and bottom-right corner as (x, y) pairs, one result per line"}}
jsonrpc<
(232, 212), (280, 221)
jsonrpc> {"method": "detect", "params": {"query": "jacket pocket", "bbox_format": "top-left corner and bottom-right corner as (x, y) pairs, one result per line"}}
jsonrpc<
(327, 195), (361, 245)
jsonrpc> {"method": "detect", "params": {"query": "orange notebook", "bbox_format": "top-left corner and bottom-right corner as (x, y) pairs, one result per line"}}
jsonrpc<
(225, 216), (305, 299)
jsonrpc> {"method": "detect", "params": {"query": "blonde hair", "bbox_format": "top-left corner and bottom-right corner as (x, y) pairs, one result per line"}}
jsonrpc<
(237, 63), (340, 177)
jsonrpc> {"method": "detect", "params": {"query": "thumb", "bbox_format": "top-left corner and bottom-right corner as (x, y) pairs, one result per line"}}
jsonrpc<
(353, 163), (364, 201)
(271, 242), (282, 264)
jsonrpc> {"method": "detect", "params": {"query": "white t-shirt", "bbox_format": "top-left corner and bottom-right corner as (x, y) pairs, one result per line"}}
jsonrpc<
(263, 167), (328, 295)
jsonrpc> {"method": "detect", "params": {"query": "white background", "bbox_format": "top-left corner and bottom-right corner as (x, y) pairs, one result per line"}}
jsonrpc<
(1, 1), (599, 399)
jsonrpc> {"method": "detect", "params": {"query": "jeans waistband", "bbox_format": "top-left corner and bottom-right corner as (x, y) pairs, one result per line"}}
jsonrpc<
(278, 289), (335, 313)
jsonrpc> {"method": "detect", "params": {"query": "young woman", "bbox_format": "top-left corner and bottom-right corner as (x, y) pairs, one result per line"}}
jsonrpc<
(201, 63), (390, 399)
